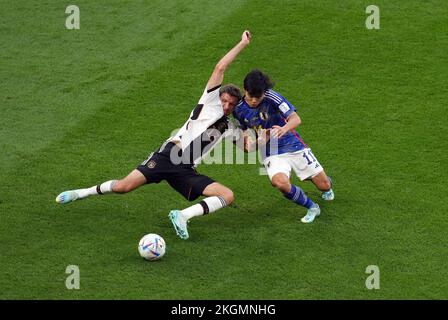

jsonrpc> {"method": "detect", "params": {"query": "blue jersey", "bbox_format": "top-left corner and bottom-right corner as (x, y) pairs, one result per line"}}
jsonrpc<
(233, 89), (308, 158)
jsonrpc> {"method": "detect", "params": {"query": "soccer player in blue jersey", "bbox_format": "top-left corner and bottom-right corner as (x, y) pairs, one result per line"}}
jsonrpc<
(233, 69), (334, 223)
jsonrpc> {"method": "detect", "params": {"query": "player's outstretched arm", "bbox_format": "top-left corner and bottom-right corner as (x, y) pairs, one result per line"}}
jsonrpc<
(271, 112), (302, 138)
(206, 31), (251, 91)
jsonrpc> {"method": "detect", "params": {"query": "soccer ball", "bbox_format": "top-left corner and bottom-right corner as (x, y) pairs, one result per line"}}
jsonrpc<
(138, 233), (166, 261)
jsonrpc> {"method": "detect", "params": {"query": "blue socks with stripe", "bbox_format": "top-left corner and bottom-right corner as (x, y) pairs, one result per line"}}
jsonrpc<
(284, 185), (315, 209)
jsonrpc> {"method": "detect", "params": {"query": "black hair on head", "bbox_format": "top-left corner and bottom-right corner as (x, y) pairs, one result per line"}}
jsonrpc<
(243, 69), (274, 98)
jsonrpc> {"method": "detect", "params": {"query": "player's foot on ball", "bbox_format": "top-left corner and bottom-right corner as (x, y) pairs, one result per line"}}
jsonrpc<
(55, 191), (79, 204)
(301, 204), (320, 223)
(322, 189), (334, 201)
(168, 210), (189, 240)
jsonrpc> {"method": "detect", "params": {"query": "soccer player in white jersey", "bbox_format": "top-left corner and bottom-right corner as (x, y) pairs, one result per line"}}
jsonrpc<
(233, 69), (334, 223)
(56, 31), (252, 239)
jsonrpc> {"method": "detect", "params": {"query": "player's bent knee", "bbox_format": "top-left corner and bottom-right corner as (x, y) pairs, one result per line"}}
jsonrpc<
(316, 178), (331, 191)
(322, 180), (332, 191)
(271, 175), (290, 191)
(113, 170), (146, 193)
(221, 189), (234, 205)
(203, 183), (234, 205)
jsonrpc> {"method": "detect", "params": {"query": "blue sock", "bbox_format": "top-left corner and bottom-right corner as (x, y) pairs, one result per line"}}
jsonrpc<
(284, 185), (315, 209)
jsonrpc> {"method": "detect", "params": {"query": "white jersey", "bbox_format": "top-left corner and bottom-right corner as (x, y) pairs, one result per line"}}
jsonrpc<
(159, 85), (239, 166)
(167, 85), (223, 151)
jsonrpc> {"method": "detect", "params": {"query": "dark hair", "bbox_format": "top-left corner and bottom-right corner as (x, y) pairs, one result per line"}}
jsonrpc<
(243, 69), (274, 98)
(220, 84), (243, 100)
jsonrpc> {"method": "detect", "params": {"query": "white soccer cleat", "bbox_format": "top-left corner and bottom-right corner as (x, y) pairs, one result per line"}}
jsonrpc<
(55, 191), (79, 204)
(322, 189), (334, 201)
(301, 204), (320, 223)
(168, 210), (189, 240)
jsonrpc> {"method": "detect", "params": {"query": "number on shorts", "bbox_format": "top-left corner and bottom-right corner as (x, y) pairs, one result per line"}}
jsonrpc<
(303, 150), (317, 165)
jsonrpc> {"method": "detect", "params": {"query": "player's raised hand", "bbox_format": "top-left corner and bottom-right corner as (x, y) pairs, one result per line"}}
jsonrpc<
(241, 30), (251, 45)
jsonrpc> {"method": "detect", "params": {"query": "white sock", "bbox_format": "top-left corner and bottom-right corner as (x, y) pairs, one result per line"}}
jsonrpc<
(181, 196), (228, 220)
(76, 180), (117, 199)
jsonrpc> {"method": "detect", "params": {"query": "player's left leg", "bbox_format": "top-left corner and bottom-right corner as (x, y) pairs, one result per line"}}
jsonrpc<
(265, 154), (320, 223)
(177, 182), (234, 219)
(168, 173), (233, 240)
(293, 148), (334, 201)
(310, 171), (334, 200)
(56, 170), (146, 204)
(270, 172), (320, 223)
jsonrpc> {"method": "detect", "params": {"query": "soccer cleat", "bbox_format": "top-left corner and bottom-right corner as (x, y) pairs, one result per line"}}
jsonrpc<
(55, 191), (79, 204)
(301, 204), (320, 223)
(168, 210), (189, 240)
(322, 189), (334, 201)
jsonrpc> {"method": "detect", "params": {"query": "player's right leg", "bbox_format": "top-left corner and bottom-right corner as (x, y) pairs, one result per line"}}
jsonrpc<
(265, 155), (320, 223)
(295, 149), (334, 201)
(310, 171), (334, 201)
(55, 170), (147, 204)
(202, 182), (234, 205)
(168, 174), (234, 240)
(270, 172), (320, 223)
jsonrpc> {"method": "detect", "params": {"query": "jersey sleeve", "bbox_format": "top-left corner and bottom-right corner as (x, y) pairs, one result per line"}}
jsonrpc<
(266, 90), (297, 118)
(277, 100), (296, 118)
(232, 103), (248, 130)
(170, 85), (223, 151)
(233, 116), (247, 131)
(189, 85), (223, 121)
(200, 85), (222, 109)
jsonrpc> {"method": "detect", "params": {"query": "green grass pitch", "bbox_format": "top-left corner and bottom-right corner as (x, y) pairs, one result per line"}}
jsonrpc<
(1, 0), (447, 299)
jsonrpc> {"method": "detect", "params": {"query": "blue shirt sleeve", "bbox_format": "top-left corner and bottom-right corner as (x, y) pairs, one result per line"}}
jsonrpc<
(277, 100), (296, 118)
(266, 91), (297, 118)
(232, 107), (248, 130)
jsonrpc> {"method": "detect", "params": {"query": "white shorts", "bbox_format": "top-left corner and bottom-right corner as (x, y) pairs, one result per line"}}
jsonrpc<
(263, 148), (324, 181)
